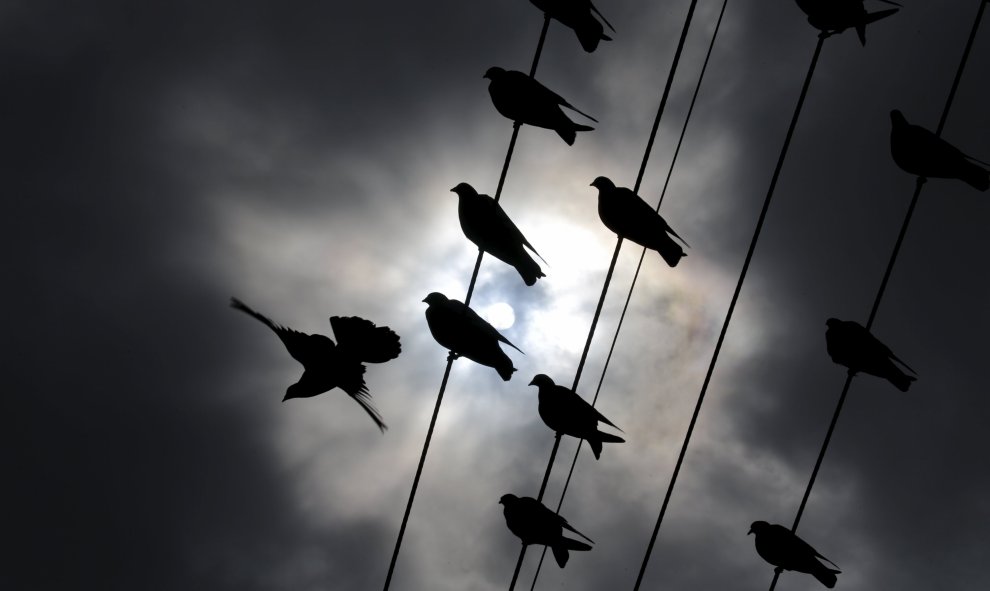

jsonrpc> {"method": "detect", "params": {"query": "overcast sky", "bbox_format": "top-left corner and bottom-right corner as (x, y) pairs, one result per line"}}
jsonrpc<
(5, 1), (990, 590)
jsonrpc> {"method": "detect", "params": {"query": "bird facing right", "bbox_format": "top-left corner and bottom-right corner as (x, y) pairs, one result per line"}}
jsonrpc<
(825, 317), (916, 391)
(499, 494), (593, 568)
(748, 521), (840, 588)
(591, 176), (688, 267)
(889, 109), (989, 191)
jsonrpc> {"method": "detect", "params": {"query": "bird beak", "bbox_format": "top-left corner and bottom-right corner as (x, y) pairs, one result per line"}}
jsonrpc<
(747, 527), (754, 535)
(528, 378), (536, 386)
(422, 297), (428, 303)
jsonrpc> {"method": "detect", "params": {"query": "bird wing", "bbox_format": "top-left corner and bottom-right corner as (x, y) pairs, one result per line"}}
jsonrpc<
(859, 328), (916, 374)
(508, 70), (598, 123)
(588, 0), (615, 32)
(230, 297), (335, 366)
(448, 299), (524, 353)
(609, 187), (685, 245)
(560, 385), (621, 431)
(491, 200), (546, 263)
(782, 527), (839, 569)
(330, 316), (401, 363)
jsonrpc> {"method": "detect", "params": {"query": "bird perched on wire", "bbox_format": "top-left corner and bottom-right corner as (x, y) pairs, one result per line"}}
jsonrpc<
(530, 0), (615, 52)
(484, 66), (596, 145)
(423, 292), (521, 381)
(590, 176), (688, 267)
(451, 182), (546, 286)
(889, 109), (989, 191)
(229, 297), (400, 432)
(794, 0), (900, 45)
(528, 374), (624, 460)
(825, 318), (916, 392)
(499, 494), (593, 568)
(748, 521), (840, 588)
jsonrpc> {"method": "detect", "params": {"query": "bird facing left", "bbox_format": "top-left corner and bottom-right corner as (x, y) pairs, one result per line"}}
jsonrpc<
(229, 297), (401, 432)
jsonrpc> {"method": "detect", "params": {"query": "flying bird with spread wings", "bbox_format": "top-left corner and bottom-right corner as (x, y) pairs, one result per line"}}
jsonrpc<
(529, 374), (624, 460)
(749, 521), (841, 588)
(794, 0), (900, 45)
(889, 109), (989, 191)
(499, 494), (593, 568)
(229, 297), (400, 432)
(484, 66), (596, 145)
(591, 176), (688, 267)
(825, 318), (917, 392)
(451, 182), (546, 286)
(423, 292), (521, 381)
(530, 0), (615, 52)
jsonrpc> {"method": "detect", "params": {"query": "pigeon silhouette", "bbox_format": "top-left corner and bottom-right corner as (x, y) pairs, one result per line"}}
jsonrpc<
(748, 521), (841, 588)
(423, 292), (521, 381)
(484, 66), (596, 145)
(825, 318), (916, 392)
(794, 0), (899, 45)
(530, 0), (615, 52)
(451, 182), (546, 286)
(889, 110), (989, 191)
(529, 374), (624, 460)
(591, 176), (688, 267)
(499, 494), (593, 568)
(229, 297), (400, 432)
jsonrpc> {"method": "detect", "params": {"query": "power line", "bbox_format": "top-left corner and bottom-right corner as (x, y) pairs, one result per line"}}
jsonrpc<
(768, 1), (987, 588)
(381, 15), (552, 591)
(633, 30), (831, 591)
(506, 1), (701, 589)
(526, 1), (731, 588)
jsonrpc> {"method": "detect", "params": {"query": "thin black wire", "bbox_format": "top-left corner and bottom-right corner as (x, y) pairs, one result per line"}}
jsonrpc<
(507, 2), (701, 589)
(527, 1), (731, 587)
(381, 15), (552, 591)
(768, 1), (987, 588)
(633, 31), (830, 591)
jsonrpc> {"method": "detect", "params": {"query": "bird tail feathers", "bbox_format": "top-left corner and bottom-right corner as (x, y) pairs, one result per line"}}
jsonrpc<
(551, 538), (592, 568)
(960, 159), (989, 191)
(517, 255), (546, 286)
(657, 243), (686, 267)
(350, 387), (388, 433)
(496, 358), (517, 381)
(891, 372), (916, 393)
(556, 124), (594, 146)
(812, 566), (840, 589)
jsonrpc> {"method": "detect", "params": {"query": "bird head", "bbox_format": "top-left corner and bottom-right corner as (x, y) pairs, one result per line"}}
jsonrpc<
(484, 66), (506, 80)
(590, 176), (615, 192)
(748, 520), (770, 535)
(499, 494), (518, 506)
(890, 109), (907, 127)
(450, 182), (477, 198)
(825, 317), (840, 329)
(528, 374), (554, 388)
(423, 292), (448, 306)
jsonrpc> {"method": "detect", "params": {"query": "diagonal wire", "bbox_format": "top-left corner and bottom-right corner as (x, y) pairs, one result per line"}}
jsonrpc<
(506, 1), (701, 589)
(633, 29), (831, 591)
(381, 15), (552, 591)
(526, 1), (732, 588)
(768, 1), (987, 588)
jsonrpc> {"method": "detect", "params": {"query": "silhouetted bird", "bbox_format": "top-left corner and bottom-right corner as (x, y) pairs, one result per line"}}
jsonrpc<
(451, 182), (546, 286)
(529, 374), (624, 460)
(590, 176), (688, 267)
(748, 521), (841, 588)
(499, 494), (593, 567)
(825, 318), (916, 392)
(229, 297), (400, 432)
(890, 110), (989, 191)
(531, 0), (615, 52)
(484, 66), (596, 145)
(794, 0), (899, 45)
(423, 292), (521, 380)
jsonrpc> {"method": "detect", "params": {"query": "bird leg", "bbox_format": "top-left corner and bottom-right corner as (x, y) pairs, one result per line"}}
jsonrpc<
(447, 351), (460, 362)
